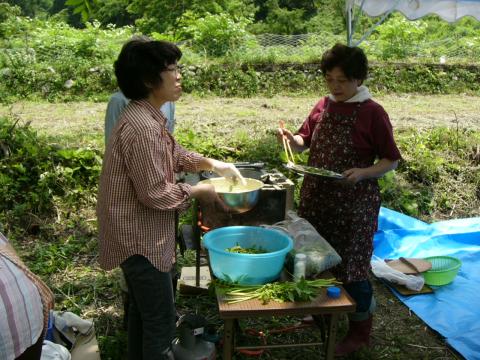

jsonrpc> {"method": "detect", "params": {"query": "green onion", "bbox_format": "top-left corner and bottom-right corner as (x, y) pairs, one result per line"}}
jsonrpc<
(211, 277), (341, 304)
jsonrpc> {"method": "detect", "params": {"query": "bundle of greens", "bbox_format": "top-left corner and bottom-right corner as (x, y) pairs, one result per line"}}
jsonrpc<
(212, 277), (341, 304)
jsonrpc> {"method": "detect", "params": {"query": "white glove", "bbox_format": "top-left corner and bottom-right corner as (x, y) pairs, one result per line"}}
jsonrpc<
(211, 160), (247, 186)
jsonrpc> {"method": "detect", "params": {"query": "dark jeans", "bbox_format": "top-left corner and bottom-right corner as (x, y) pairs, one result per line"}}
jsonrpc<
(121, 255), (176, 360)
(15, 332), (43, 360)
(343, 280), (373, 313)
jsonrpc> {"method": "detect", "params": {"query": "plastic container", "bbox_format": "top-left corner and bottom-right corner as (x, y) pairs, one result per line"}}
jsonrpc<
(203, 226), (293, 285)
(423, 256), (462, 286)
(327, 286), (341, 299)
(293, 253), (307, 281)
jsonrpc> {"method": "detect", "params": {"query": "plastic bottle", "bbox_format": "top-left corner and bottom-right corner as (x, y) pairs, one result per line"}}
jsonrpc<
(293, 253), (307, 281)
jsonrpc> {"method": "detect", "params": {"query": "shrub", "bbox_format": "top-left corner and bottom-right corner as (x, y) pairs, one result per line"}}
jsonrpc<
(180, 12), (254, 57)
(0, 116), (101, 233)
(0, 16), (132, 101)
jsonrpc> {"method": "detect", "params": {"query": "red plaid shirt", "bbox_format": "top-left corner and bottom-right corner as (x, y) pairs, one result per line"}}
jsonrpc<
(96, 100), (203, 272)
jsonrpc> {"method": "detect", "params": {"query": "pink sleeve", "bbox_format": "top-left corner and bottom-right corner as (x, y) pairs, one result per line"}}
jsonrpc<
(297, 98), (327, 148)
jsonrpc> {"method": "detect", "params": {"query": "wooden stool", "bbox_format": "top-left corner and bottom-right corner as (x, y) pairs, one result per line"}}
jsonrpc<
(217, 287), (355, 360)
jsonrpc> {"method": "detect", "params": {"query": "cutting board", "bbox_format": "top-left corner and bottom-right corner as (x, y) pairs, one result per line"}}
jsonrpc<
(389, 282), (434, 296)
(386, 258), (432, 274)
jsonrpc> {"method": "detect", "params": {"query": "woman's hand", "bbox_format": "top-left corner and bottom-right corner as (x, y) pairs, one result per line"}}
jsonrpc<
(343, 158), (399, 184)
(210, 160), (246, 186)
(342, 168), (368, 184)
(276, 128), (307, 153)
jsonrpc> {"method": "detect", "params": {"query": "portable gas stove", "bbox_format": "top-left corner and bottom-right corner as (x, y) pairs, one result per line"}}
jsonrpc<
(179, 163), (295, 288)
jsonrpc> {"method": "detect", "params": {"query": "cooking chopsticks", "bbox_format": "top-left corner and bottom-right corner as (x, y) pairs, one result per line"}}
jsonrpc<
(279, 121), (295, 165)
(284, 137), (295, 165)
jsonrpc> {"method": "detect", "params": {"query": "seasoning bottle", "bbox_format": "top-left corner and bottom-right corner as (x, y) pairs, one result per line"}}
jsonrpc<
(293, 253), (307, 281)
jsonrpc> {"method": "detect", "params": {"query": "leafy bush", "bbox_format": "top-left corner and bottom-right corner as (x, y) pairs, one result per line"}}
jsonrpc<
(0, 15), (132, 101)
(0, 116), (101, 233)
(180, 12), (254, 57)
(181, 63), (328, 97)
(180, 62), (480, 97)
(0, 11), (480, 101)
(366, 14), (428, 60)
(381, 127), (480, 219)
(367, 63), (480, 94)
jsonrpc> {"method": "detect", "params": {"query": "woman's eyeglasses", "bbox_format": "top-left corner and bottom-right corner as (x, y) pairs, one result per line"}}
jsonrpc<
(165, 65), (181, 75)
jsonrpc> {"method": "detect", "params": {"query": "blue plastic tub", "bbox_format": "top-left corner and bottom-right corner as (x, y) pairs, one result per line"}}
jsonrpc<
(203, 226), (293, 285)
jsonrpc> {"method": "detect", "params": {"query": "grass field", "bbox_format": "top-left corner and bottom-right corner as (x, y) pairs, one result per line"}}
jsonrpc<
(1, 94), (479, 149)
(2, 94), (476, 359)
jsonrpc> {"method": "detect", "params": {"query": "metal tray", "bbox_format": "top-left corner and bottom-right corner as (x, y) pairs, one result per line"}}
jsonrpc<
(284, 163), (344, 179)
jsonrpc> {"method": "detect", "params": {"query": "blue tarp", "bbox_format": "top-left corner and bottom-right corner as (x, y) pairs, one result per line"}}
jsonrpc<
(374, 207), (480, 360)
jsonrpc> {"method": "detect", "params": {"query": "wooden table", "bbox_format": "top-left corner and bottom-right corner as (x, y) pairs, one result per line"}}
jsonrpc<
(217, 287), (356, 360)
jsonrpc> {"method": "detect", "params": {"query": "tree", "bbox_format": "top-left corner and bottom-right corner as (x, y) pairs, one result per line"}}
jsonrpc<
(49, 0), (83, 28)
(92, 0), (136, 27)
(128, 0), (256, 36)
(179, 12), (253, 56)
(249, 0), (308, 34)
(5, 0), (52, 17)
(64, 0), (97, 23)
(247, 0), (347, 34)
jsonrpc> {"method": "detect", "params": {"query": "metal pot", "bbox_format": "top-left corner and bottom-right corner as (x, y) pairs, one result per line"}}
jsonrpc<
(198, 177), (263, 213)
(200, 162), (265, 181)
(200, 168), (263, 181)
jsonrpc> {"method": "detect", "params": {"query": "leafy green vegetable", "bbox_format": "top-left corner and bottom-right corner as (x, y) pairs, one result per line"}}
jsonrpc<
(212, 277), (341, 304)
(225, 243), (268, 254)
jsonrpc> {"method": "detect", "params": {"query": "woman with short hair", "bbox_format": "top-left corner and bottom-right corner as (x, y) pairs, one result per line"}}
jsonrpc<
(97, 39), (244, 359)
(278, 44), (401, 356)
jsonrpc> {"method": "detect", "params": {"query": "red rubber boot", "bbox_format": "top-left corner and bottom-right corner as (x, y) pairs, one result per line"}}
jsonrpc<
(334, 315), (373, 357)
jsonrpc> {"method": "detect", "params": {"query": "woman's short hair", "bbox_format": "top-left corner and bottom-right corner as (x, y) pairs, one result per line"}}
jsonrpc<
(114, 39), (182, 100)
(320, 44), (368, 81)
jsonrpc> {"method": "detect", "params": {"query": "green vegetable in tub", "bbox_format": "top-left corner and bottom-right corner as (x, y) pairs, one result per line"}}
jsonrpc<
(226, 243), (268, 254)
(212, 277), (341, 304)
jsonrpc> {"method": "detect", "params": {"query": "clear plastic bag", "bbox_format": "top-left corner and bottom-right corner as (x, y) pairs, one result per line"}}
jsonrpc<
(371, 255), (424, 291)
(267, 211), (342, 277)
(41, 340), (71, 360)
